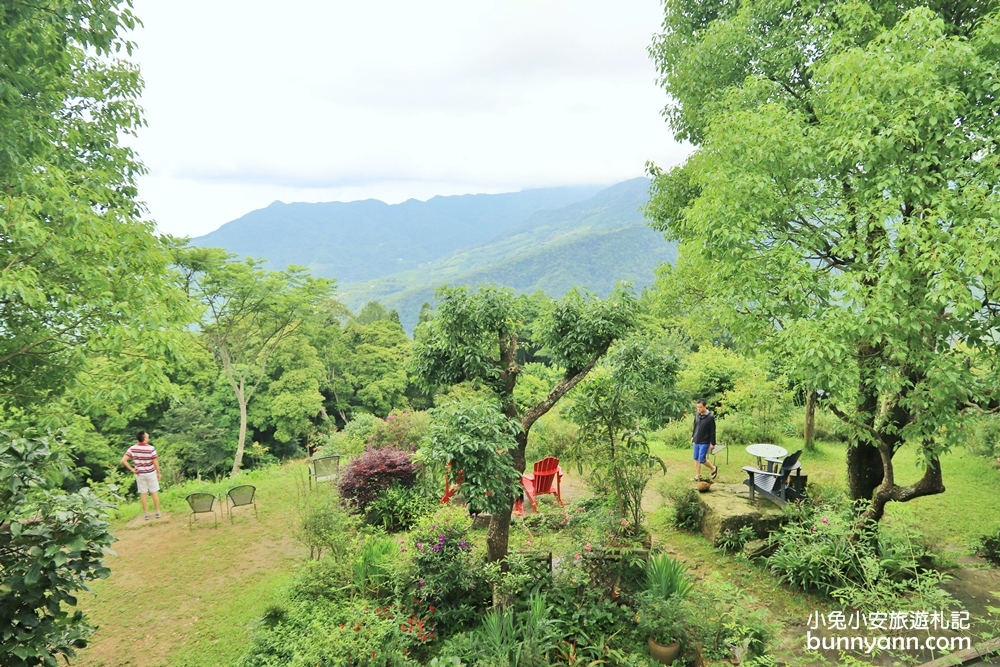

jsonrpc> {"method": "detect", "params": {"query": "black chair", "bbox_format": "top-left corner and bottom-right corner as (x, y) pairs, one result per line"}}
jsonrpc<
(308, 454), (341, 490)
(226, 484), (258, 523)
(186, 493), (219, 529)
(742, 450), (804, 507)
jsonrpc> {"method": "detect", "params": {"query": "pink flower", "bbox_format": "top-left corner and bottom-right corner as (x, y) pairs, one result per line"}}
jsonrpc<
(583, 543), (592, 552)
(821, 518), (829, 524)
(574, 553), (582, 561)
(619, 519), (629, 526)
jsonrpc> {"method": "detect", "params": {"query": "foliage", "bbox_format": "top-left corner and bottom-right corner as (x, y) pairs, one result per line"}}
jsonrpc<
(567, 338), (680, 529)
(0, 433), (117, 667)
(664, 483), (704, 531)
(716, 526), (756, 555)
(645, 554), (693, 601)
(155, 396), (234, 479)
(675, 346), (752, 408)
(788, 407), (849, 444)
(330, 413), (382, 458)
(239, 595), (417, 667)
(365, 483), (433, 533)
(368, 410), (429, 452)
(648, 0), (1000, 519)
(472, 594), (561, 667)
(296, 489), (362, 561)
(524, 414), (579, 468)
(964, 414), (1000, 461)
(175, 245), (334, 474)
(351, 534), (400, 599)
(336, 319), (412, 418)
(636, 593), (685, 646)
(0, 0), (191, 412)
(340, 447), (419, 513)
(766, 503), (953, 611)
(716, 414), (784, 449)
(424, 398), (522, 515)
(403, 509), (490, 631)
(973, 528), (1000, 568)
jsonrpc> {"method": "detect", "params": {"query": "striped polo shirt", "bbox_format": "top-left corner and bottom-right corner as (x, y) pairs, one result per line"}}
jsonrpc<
(126, 442), (158, 475)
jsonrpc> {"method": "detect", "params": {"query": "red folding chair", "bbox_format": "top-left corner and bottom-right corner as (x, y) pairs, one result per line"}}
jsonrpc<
(514, 456), (564, 515)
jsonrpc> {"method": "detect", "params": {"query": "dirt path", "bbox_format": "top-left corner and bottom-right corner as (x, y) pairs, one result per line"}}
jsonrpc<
(74, 475), (307, 667)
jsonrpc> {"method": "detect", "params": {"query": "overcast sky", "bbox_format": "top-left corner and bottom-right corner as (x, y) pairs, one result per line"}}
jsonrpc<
(128, 0), (690, 238)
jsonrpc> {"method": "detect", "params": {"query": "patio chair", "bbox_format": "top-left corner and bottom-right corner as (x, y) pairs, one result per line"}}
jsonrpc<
(441, 462), (464, 504)
(742, 449), (804, 508)
(226, 484), (258, 523)
(185, 492), (219, 529)
(514, 456), (564, 515)
(710, 444), (729, 465)
(308, 454), (341, 490)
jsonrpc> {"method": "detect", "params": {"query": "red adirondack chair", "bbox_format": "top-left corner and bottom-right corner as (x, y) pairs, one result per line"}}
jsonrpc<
(441, 462), (464, 504)
(514, 456), (564, 515)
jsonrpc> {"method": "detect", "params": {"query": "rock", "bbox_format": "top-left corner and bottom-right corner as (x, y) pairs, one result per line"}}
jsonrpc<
(742, 538), (777, 559)
(696, 483), (788, 546)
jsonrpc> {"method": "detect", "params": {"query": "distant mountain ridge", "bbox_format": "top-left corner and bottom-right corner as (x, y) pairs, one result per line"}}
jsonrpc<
(192, 185), (603, 284)
(192, 178), (676, 330)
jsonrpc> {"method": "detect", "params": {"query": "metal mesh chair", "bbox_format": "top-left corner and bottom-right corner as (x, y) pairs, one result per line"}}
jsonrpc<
(186, 492), (219, 529)
(308, 454), (341, 490)
(226, 484), (258, 523)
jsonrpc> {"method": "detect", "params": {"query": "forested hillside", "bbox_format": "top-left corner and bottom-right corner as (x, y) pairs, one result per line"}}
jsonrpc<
(192, 184), (602, 283)
(344, 179), (675, 328)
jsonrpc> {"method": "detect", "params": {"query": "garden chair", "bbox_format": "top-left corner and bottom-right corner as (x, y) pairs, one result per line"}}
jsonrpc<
(226, 484), (258, 523)
(742, 449), (804, 508)
(710, 444), (728, 465)
(185, 492), (219, 529)
(441, 462), (464, 504)
(308, 454), (341, 490)
(514, 456), (564, 515)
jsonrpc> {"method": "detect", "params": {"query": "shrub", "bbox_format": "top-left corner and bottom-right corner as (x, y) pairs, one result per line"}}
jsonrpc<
(716, 413), (783, 448)
(665, 483), (704, 531)
(330, 412), (382, 458)
(367, 410), (430, 451)
(366, 482), (433, 532)
(973, 529), (1000, 566)
(652, 417), (692, 449)
(766, 504), (953, 611)
(788, 407), (849, 443)
(966, 414), (1000, 459)
(403, 509), (490, 631)
(524, 414), (579, 466)
(340, 447), (418, 513)
(297, 490), (362, 561)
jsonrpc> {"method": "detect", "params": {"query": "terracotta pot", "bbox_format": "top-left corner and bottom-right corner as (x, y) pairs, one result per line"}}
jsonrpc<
(647, 636), (681, 664)
(696, 480), (713, 492)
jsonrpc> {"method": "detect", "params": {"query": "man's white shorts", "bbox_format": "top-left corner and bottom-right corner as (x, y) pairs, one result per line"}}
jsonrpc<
(136, 472), (160, 494)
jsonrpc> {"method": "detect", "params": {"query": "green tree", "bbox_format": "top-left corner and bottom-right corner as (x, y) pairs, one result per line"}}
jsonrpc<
(176, 248), (333, 474)
(1, 0), (188, 410)
(412, 284), (638, 560)
(648, 1), (1000, 521)
(567, 338), (683, 529)
(0, 433), (116, 667)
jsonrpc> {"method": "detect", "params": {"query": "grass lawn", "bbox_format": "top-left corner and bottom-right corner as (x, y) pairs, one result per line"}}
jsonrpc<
(74, 462), (311, 667)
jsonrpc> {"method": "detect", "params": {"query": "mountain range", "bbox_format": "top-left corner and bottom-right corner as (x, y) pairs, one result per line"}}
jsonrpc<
(192, 178), (675, 330)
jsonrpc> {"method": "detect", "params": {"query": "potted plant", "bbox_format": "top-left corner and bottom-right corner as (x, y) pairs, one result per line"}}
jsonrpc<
(638, 553), (694, 664)
(637, 592), (683, 664)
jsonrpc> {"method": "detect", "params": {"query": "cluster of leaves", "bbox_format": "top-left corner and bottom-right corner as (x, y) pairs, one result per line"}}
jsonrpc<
(664, 483), (705, 532)
(366, 483), (433, 533)
(765, 503), (953, 611)
(973, 529), (1000, 567)
(424, 398), (522, 516)
(339, 447), (419, 513)
(0, 433), (117, 667)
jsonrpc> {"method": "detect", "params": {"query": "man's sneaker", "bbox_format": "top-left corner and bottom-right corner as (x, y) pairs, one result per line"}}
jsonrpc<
(144, 514), (150, 521)
(155, 512), (161, 519)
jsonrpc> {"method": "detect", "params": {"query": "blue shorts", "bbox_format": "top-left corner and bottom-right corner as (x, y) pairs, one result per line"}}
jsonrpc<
(693, 443), (711, 463)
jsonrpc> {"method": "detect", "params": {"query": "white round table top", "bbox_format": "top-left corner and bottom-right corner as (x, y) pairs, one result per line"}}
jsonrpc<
(746, 443), (788, 459)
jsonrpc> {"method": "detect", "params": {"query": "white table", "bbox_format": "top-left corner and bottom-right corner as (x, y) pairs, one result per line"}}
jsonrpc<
(745, 443), (787, 471)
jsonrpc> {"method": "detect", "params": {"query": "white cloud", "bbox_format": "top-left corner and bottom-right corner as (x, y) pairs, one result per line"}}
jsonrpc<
(128, 0), (688, 237)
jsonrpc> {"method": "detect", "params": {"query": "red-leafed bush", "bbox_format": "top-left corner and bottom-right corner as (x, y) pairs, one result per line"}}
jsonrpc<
(339, 446), (418, 512)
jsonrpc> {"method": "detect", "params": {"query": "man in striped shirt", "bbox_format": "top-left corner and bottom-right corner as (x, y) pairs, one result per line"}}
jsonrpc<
(122, 431), (162, 520)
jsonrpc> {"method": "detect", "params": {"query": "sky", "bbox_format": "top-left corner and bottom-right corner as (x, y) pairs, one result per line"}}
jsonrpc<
(128, 0), (690, 238)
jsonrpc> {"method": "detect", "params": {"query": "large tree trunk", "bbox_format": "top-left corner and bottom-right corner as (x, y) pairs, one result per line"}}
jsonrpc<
(231, 392), (249, 475)
(846, 439), (883, 502)
(803, 390), (817, 451)
(486, 430), (528, 563)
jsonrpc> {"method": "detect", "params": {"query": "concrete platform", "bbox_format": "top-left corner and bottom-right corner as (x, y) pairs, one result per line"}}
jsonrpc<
(696, 483), (788, 546)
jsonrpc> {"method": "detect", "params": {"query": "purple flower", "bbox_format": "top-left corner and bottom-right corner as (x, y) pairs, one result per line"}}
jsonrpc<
(416, 542), (424, 549)
(400, 547), (407, 553)
(417, 580), (424, 587)
(438, 535), (446, 543)
(821, 518), (829, 524)
(432, 544), (442, 551)
(459, 541), (468, 548)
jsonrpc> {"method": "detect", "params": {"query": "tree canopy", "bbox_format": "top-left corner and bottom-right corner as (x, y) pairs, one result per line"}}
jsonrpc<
(648, 0), (1000, 520)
